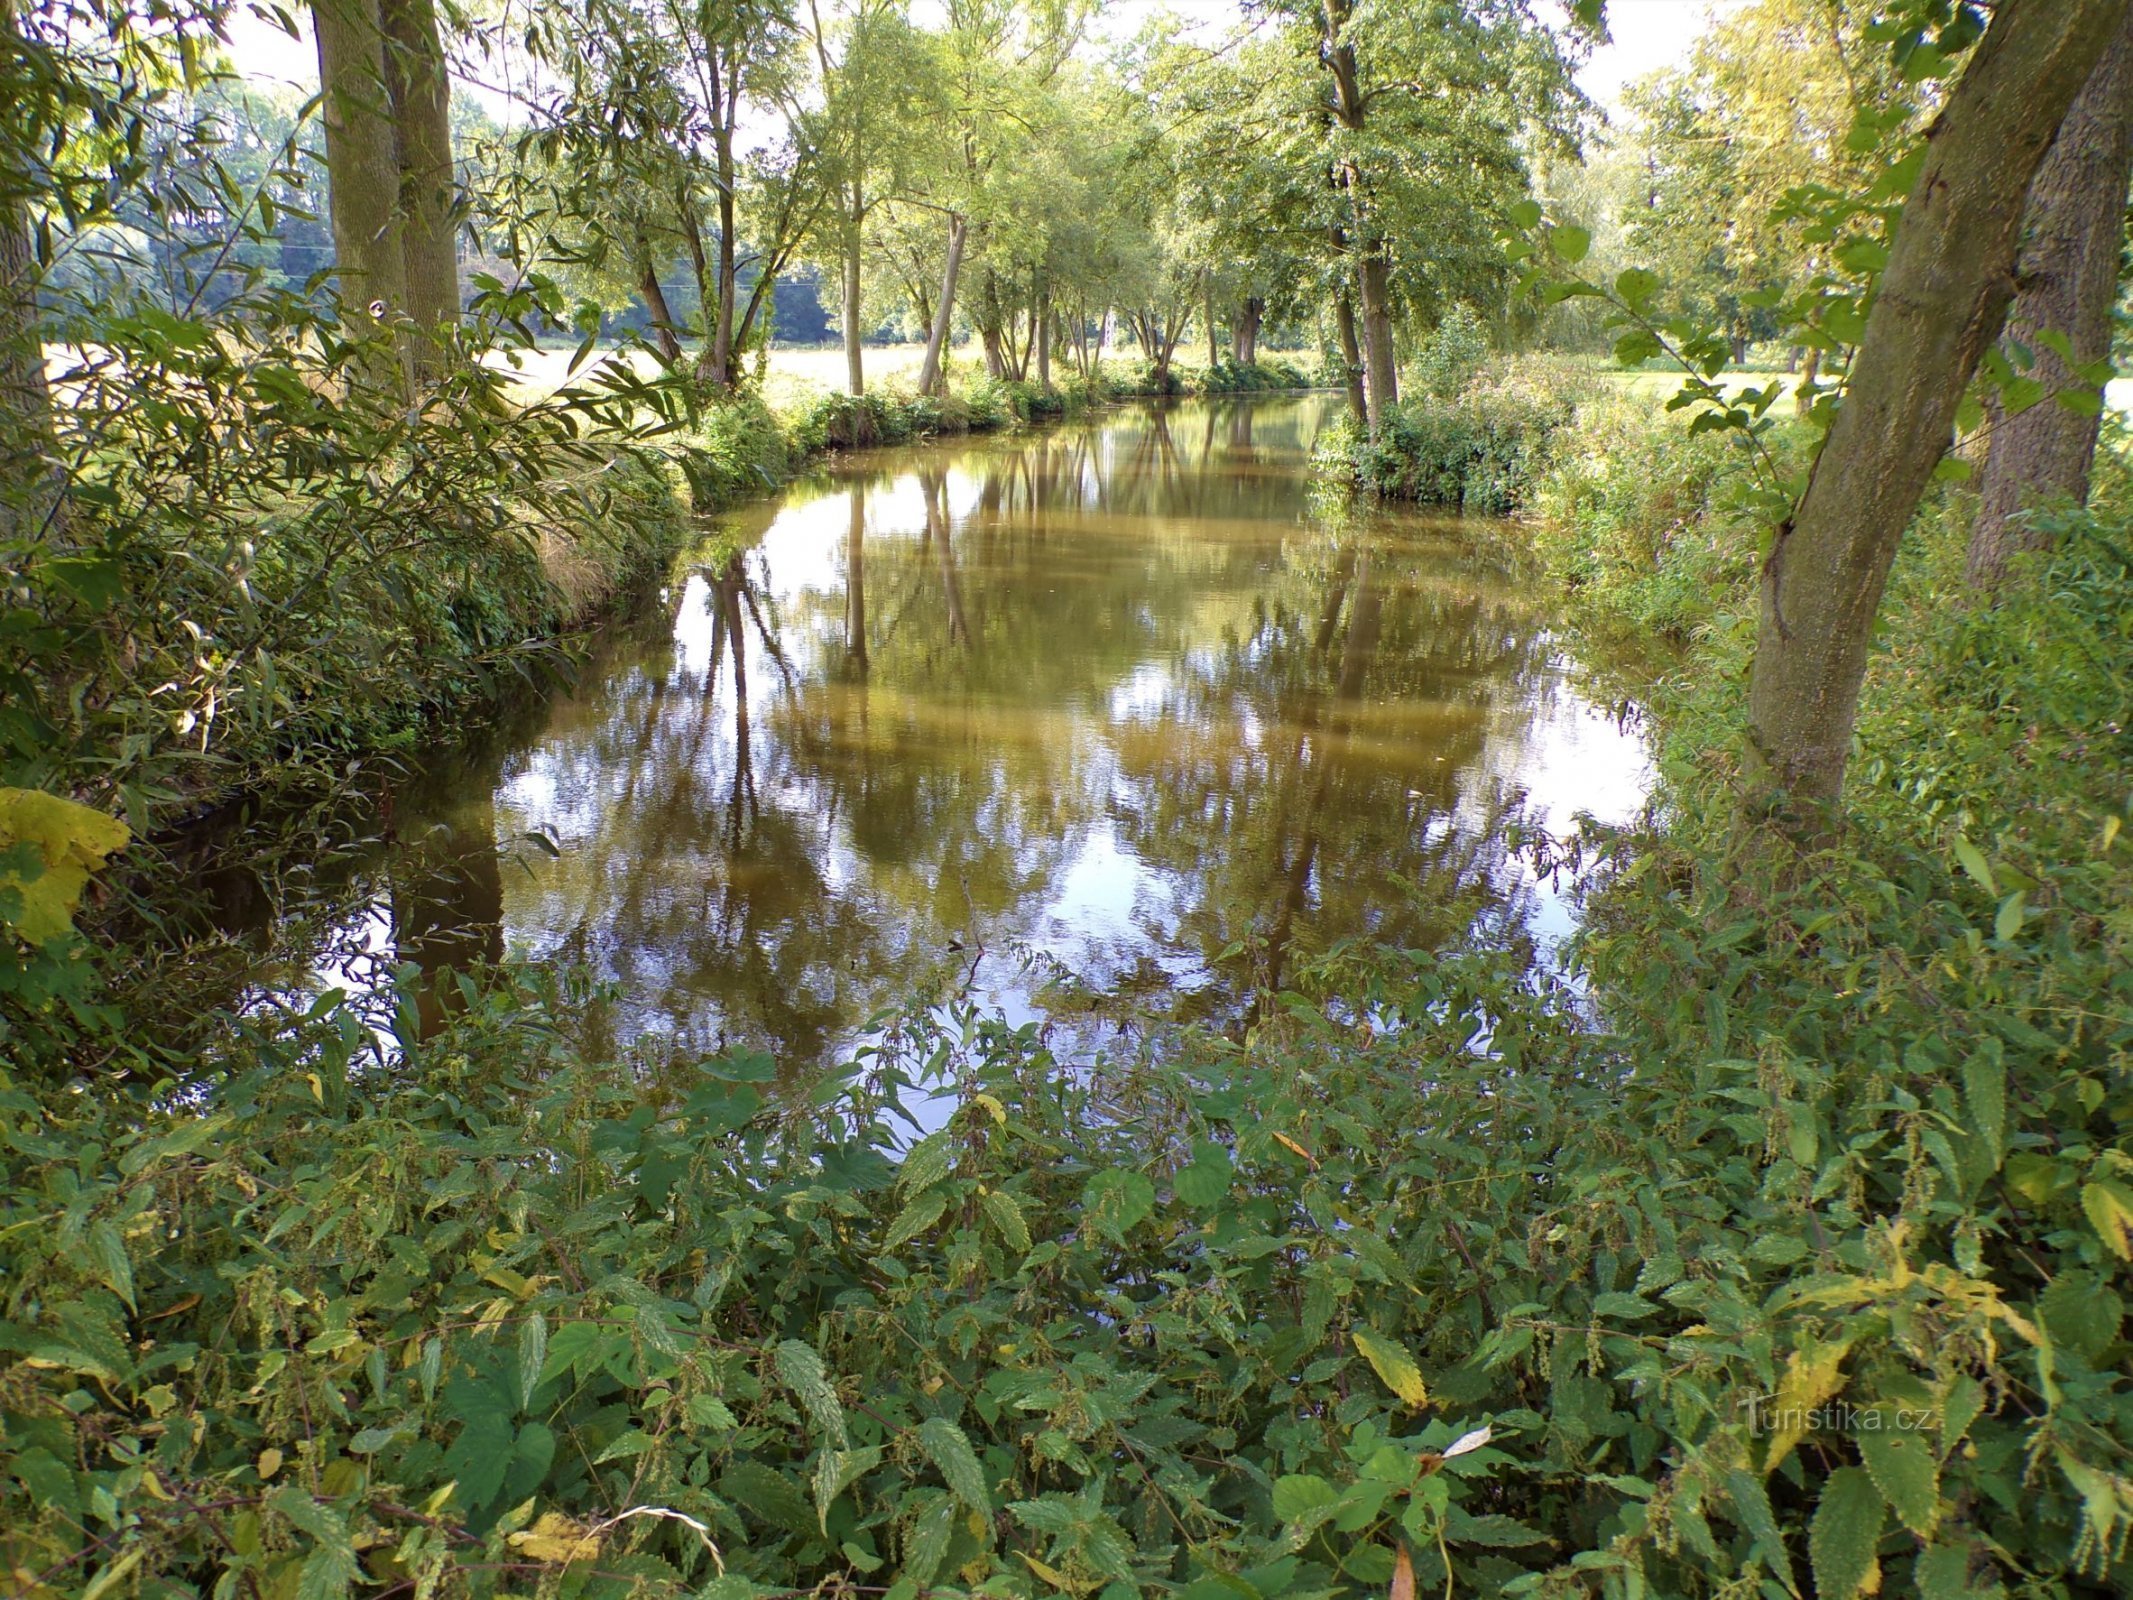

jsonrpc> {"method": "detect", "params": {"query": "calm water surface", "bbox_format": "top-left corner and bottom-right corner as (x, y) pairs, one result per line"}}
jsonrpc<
(209, 396), (1651, 1063)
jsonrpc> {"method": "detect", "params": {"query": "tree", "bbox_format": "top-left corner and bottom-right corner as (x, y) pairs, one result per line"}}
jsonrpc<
(1741, 0), (2127, 819)
(0, 0), (62, 542)
(1966, 7), (2133, 588)
(312, 0), (410, 368)
(380, 0), (458, 348)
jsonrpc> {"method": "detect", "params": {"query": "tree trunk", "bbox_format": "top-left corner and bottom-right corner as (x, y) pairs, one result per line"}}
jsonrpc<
(846, 484), (868, 674)
(1744, 0), (2127, 823)
(916, 213), (966, 398)
(640, 262), (683, 363)
(378, 0), (456, 367)
(1037, 291), (1052, 389)
(1204, 279), (1219, 371)
(1969, 5), (2133, 587)
(1333, 290), (1367, 425)
(1793, 345), (1821, 418)
(313, 0), (409, 381)
(1356, 246), (1398, 428)
(0, 0), (61, 545)
(837, 228), (864, 395)
(702, 126), (739, 391)
(1233, 296), (1263, 366)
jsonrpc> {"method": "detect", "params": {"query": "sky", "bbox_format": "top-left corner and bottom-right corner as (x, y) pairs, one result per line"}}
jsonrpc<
(221, 0), (1739, 115)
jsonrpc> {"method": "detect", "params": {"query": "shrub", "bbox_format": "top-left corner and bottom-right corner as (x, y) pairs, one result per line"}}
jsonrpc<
(1411, 303), (1490, 401)
(1327, 359), (1576, 513)
(1200, 355), (1317, 394)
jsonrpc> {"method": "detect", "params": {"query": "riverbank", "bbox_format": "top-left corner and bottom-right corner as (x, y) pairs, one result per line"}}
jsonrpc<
(6, 388), (2128, 1597)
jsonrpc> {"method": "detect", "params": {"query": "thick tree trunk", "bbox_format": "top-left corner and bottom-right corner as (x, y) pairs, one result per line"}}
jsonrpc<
(378, 0), (456, 365)
(1744, 0), (2127, 822)
(1333, 291), (1367, 425)
(313, 0), (409, 380)
(1969, 7), (2133, 588)
(1233, 296), (1263, 366)
(916, 213), (966, 398)
(841, 211), (865, 395)
(1356, 247), (1398, 428)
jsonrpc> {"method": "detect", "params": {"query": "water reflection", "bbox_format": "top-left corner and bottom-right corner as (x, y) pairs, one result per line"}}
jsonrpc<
(188, 397), (1651, 1065)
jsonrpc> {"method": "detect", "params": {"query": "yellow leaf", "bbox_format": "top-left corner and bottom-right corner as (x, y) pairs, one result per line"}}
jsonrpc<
(1019, 1552), (1087, 1593)
(1352, 1326), (1428, 1407)
(971, 1093), (1007, 1124)
(0, 788), (130, 944)
(256, 1447), (283, 1481)
(1273, 1132), (1316, 1166)
(508, 1512), (603, 1564)
(2081, 1180), (2133, 1261)
(1764, 1338), (1852, 1473)
(1389, 1544), (1415, 1600)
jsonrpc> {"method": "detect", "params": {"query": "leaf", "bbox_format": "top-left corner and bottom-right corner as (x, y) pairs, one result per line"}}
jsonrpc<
(1961, 1054), (2005, 1165)
(87, 1221), (135, 1312)
(517, 1311), (547, 1410)
(1614, 268), (1661, 311)
(1442, 1424), (1492, 1458)
(1810, 1467), (1884, 1600)
(904, 1494), (958, 1585)
(1724, 1469), (1797, 1596)
(1352, 1326), (1427, 1407)
(776, 1337), (849, 1448)
(1081, 1169), (1155, 1242)
(0, 789), (131, 943)
(917, 1417), (990, 1514)
(1389, 1543), (1415, 1600)
(1764, 1338), (1850, 1473)
(1858, 1415), (1939, 1536)
(2081, 1180), (2133, 1261)
(981, 1189), (1030, 1253)
(1507, 199), (1542, 230)
(508, 1511), (603, 1564)
(1552, 224), (1591, 264)
(1272, 1473), (1339, 1522)
(1994, 890), (2025, 942)
(882, 1190), (948, 1253)
(1174, 1140), (1234, 1208)
(899, 1132), (952, 1194)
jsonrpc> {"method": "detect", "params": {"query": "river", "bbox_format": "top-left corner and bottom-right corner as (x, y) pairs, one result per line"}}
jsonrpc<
(183, 394), (1651, 1065)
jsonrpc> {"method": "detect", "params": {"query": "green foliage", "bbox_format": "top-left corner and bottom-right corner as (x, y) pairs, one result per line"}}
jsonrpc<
(1412, 304), (1491, 402)
(1198, 357), (1318, 395)
(1327, 359), (1576, 513)
(1526, 391), (1777, 636)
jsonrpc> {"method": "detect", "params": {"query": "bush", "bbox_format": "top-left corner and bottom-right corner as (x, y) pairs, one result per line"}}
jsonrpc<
(1326, 359), (1576, 512)
(1525, 390), (1769, 637)
(1412, 304), (1490, 401)
(1200, 355), (1317, 394)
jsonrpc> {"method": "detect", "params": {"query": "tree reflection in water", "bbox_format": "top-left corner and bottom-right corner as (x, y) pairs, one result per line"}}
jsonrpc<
(180, 397), (1649, 1071)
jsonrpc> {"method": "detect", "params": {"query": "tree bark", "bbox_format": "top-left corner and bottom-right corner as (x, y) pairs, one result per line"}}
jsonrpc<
(1333, 290), (1367, 425)
(640, 261), (683, 363)
(313, 0), (409, 381)
(1793, 344), (1821, 418)
(1968, 6), (2133, 588)
(841, 211), (865, 395)
(1036, 290), (1052, 390)
(0, 1), (62, 543)
(1744, 0), (2128, 822)
(702, 121), (741, 391)
(1233, 296), (1263, 366)
(1204, 278), (1219, 371)
(916, 212), (966, 397)
(1356, 247), (1398, 427)
(379, 0), (456, 365)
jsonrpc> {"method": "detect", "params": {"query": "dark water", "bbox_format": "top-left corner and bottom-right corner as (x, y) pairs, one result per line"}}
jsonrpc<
(183, 396), (1650, 1064)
